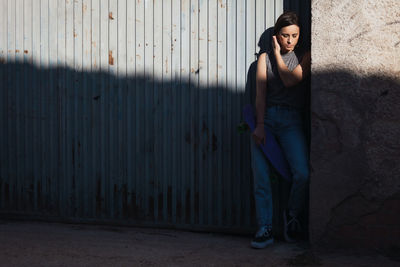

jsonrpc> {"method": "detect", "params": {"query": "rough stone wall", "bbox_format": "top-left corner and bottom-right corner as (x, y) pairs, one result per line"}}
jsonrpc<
(310, 0), (400, 249)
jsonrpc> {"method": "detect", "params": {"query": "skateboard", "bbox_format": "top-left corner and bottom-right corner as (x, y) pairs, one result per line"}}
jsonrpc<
(243, 104), (292, 181)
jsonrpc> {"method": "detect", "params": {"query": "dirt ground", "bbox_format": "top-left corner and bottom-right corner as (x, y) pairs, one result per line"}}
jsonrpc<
(0, 220), (398, 267)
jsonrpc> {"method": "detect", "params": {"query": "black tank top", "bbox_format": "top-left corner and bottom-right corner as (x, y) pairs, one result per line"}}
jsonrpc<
(265, 49), (306, 109)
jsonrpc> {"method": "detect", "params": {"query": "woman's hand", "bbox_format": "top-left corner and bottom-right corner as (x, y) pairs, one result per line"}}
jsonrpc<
(272, 36), (281, 54)
(252, 124), (266, 145)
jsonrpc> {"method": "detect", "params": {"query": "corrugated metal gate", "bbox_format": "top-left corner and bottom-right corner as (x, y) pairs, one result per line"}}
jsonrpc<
(0, 0), (310, 232)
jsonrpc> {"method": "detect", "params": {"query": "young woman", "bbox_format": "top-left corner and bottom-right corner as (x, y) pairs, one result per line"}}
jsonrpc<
(250, 11), (311, 249)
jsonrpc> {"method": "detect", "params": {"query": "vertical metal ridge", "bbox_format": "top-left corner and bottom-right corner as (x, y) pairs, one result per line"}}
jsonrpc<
(8, 0), (15, 211)
(76, 0), (83, 217)
(91, 0), (99, 219)
(164, 0), (169, 224)
(99, 0), (107, 219)
(107, 0), (115, 219)
(49, 0), (57, 215)
(15, 0), (23, 211)
(180, 0), (188, 225)
(135, 0), (144, 221)
(57, 0), (65, 216)
(216, 0), (224, 226)
(0, 0), (7, 211)
(161, 0), (172, 223)
(171, 0), (181, 225)
(235, 0), (242, 227)
(83, 0), (92, 218)
(197, 0), (204, 226)
(120, 0), (127, 220)
(116, 0), (126, 220)
(143, 0), (150, 221)
(189, 0), (196, 225)
(206, 0), (213, 226)
(153, 0), (161, 222)
(126, 0), (135, 221)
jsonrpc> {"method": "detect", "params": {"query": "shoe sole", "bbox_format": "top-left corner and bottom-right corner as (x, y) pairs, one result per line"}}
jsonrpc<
(250, 238), (274, 249)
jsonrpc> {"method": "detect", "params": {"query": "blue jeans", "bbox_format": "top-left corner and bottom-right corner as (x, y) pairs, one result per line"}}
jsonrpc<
(251, 105), (309, 228)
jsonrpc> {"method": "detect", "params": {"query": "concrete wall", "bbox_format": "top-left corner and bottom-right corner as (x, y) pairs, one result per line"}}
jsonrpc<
(310, 0), (400, 249)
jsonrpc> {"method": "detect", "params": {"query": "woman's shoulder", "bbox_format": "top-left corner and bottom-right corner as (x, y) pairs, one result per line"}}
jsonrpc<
(263, 50), (274, 64)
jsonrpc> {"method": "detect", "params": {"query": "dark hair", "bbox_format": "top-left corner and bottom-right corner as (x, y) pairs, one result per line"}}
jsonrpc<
(273, 11), (300, 36)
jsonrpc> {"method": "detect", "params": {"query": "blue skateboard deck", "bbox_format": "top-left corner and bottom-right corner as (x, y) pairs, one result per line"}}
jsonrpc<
(243, 104), (292, 181)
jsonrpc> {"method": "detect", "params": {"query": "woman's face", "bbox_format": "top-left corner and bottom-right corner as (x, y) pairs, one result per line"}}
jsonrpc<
(277, 24), (300, 53)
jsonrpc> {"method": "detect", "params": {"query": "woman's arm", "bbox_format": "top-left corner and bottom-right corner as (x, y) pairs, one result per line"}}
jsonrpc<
(252, 52), (268, 145)
(272, 36), (311, 88)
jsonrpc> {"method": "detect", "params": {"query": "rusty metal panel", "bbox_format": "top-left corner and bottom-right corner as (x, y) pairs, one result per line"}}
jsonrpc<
(0, 0), (309, 232)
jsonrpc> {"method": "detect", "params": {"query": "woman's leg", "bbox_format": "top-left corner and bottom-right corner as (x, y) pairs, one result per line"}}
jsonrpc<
(275, 110), (309, 217)
(250, 136), (273, 228)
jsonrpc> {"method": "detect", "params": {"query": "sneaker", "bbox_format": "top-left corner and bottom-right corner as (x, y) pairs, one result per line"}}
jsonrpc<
(283, 209), (302, 243)
(251, 226), (274, 249)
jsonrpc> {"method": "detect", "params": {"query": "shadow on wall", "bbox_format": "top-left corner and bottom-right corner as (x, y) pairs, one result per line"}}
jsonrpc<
(0, 55), (399, 250)
(310, 71), (400, 250)
(0, 61), (255, 230)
